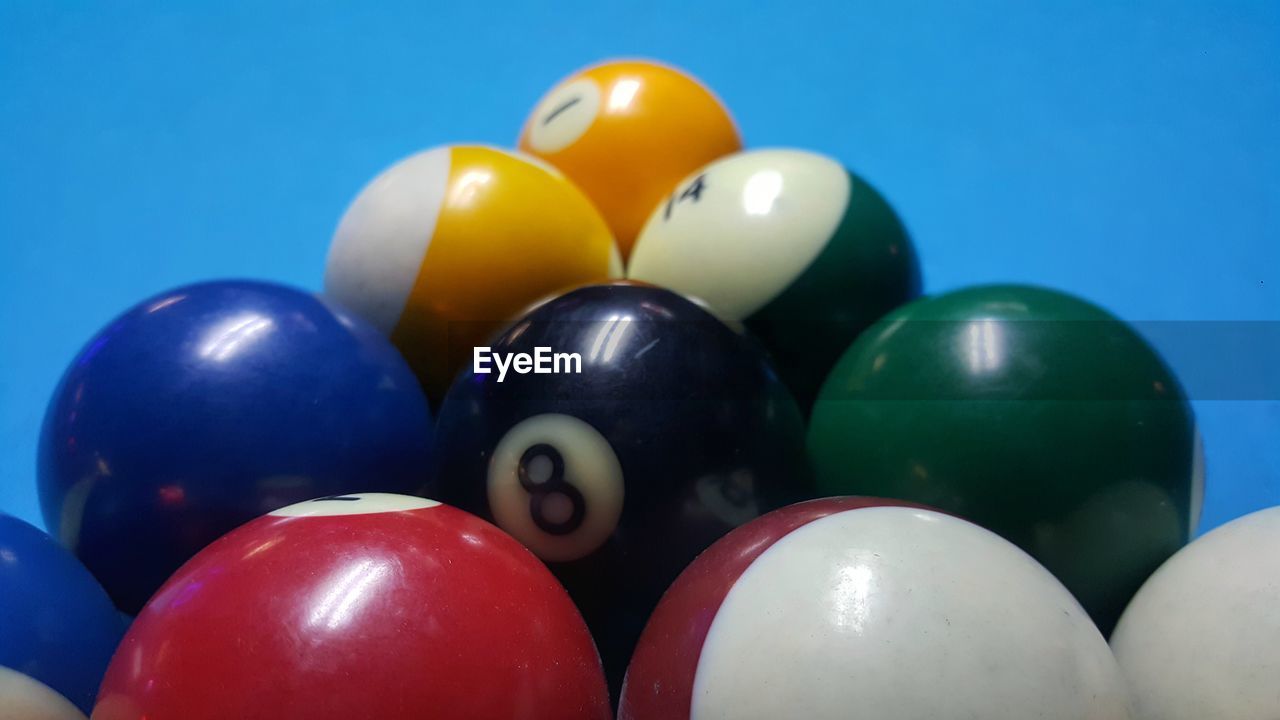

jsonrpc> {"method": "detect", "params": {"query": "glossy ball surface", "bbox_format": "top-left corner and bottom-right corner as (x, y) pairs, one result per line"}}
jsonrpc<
(0, 513), (124, 717)
(432, 282), (811, 692)
(628, 148), (921, 409)
(519, 60), (741, 257)
(325, 144), (621, 403)
(1111, 505), (1280, 720)
(620, 499), (1133, 720)
(38, 280), (434, 614)
(92, 493), (609, 720)
(808, 284), (1200, 633)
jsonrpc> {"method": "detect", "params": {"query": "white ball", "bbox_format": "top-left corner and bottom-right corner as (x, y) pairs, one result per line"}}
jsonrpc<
(622, 502), (1135, 720)
(0, 667), (86, 720)
(1111, 505), (1280, 720)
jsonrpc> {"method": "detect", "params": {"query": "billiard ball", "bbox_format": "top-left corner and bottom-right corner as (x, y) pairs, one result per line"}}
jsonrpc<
(0, 513), (125, 718)
(431, 282), (811, 694)
(1111, 506), (1280, 719)
(38, 280), (434, 614)
(807, 284), (1201, 633)
(619, 498), (1133, 720)
(627, 148), (921, 409)
(325, 144), (621, 404)
(519, 60), (741, 257)
(91, 493), (609, 720)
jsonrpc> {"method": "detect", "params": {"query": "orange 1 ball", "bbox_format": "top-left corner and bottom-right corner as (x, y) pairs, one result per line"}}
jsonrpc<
(519, 59), (741, 259)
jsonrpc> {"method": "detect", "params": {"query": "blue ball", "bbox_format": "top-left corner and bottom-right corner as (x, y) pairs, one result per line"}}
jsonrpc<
(38, 280), (434, 614)
(0, 513), (126, 715)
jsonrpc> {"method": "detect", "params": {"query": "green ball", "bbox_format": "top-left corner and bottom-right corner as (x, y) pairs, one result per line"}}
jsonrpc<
(808, 284), (1201, 634)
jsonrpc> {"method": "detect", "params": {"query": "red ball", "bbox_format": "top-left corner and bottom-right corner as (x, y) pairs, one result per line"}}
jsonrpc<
(93, 494), (610, 720)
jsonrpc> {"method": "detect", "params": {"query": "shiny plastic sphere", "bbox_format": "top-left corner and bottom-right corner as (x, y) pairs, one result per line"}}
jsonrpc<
(808, 284), (1200, 633)
(628, 148), (921, 409)
(432, 282), (811, 693)
(325, 144), (621, 403)
(38, 280), (434, 614)
(519, 59), (741, 257)
(91, 493), (609, 720)
(1111, 506), (1280, 720)
(0, 513), (125, 717)
(620, 499), (1133, 720)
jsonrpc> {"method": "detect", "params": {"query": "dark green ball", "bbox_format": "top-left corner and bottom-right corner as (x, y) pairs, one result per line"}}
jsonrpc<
(808, 284), (1201, 633)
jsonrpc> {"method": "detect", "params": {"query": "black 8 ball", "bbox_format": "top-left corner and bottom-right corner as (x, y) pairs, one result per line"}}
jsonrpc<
(431, 282), (812, 694)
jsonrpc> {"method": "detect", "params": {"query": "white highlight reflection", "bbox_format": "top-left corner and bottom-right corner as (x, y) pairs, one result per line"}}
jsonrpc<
(308, 559), (392, 631)
(965, 318), (1003, 373)
(608, 79), (641, 111)
(603, 315), (633, 362)
(199, 313), (275, 362)
(146, 294), (187, 314)
(832, 563), (873, 632)
(742, 170), (784, 216)
(449, 169), (493, 206)
(588, 314), (635, 364)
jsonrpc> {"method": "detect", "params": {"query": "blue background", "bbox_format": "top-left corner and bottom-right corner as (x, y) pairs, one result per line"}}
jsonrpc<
(1, 1), (1276, 533)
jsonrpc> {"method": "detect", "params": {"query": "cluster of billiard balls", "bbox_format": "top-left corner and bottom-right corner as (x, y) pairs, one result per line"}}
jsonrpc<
(1, 59), (1274, 720)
